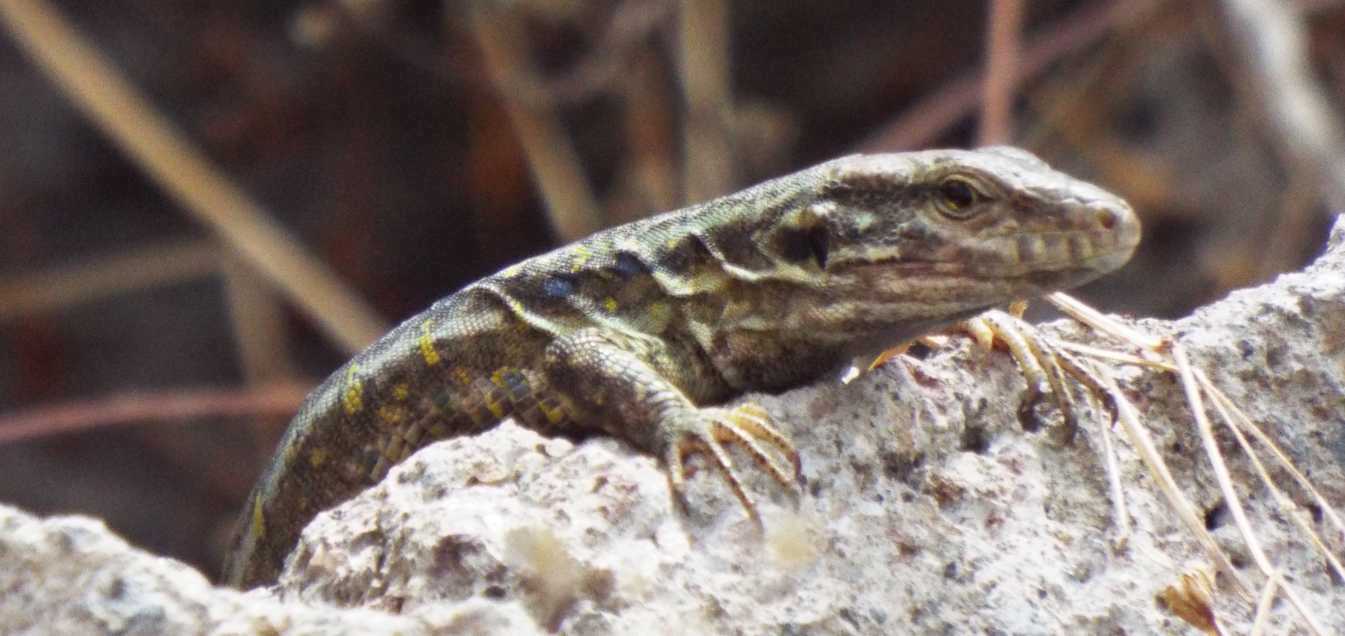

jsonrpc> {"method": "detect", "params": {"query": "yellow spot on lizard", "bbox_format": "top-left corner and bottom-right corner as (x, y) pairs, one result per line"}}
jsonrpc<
(394, 383), (410, 400)
(342, 364), (364, 415)
(482, 378), (507, 418)
(419, 320), (441, 366)
(378, 405), (404, 424)
(308, 448), (327, 468)
(250, 493), (266, 539)
(603, 296), (619, 312)
(539, 398), (567, 425)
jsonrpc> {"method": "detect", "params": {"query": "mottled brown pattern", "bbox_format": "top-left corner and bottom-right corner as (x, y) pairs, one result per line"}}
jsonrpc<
(223, 147), (1140, 588)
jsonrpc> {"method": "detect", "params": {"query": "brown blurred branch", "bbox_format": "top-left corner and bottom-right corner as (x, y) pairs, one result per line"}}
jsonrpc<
(0, 383), (311, 445)
(468, 3), (604, 242)
(1216, 0), (1345, 211)
(979, 0), (1024, 145)
(678, 0), (735, 202)
(0, 240), (219, 321)
(519, 0), (676, 106)
(0, 0), (387, 353)
(859, 0), (1160, 151)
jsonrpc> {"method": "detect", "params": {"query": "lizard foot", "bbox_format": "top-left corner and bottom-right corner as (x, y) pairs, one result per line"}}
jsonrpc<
(960, 306), (1118, 444)
(875, 302), (1115, 444)
(663, 402), (802, 528)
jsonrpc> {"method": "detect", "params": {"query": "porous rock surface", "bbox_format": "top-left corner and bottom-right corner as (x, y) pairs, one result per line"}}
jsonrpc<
(3, 216), (1345, 634)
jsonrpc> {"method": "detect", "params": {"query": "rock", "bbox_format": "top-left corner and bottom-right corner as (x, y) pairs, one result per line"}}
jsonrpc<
(0, 502), (542, 634)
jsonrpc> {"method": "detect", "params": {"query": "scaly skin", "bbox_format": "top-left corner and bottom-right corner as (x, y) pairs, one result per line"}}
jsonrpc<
(223, 147), (1141, 588)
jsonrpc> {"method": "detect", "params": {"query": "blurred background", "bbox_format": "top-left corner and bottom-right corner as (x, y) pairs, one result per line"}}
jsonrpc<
(0, 0), (1342, 581)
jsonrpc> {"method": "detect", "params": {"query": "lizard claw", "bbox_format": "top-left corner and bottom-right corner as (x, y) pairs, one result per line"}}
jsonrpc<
(962, 307), (1124, 444)
(663, 402), (802, 528)
(968, 309), (1077, 438)
(876, 303), (1112, 444)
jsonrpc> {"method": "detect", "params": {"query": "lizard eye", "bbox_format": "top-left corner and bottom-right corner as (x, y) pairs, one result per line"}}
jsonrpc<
(937, 177), (981, 218)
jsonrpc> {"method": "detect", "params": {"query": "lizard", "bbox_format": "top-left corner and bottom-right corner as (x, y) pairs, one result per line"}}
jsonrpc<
(223, 146), (1141, 589)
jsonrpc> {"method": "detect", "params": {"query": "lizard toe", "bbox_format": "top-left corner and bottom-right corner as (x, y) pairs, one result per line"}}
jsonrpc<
(661, 403), (803, 528)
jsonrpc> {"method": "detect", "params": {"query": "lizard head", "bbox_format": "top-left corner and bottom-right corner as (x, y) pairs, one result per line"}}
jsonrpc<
(755, 146), (1140, 336)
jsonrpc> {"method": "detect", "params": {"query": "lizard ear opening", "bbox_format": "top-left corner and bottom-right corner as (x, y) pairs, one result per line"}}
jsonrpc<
(806, 224), (829, 269)
(774, 211), (830, 270)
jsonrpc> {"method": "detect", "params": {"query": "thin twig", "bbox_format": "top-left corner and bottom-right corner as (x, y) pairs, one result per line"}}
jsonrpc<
(0, 384), (311, 445)
(1047, 292), (1166, 351)
(0, 0), (388, 353)
(0, 240), (219, 321)
(1097, 394), (1132, 548)
(1093, 363), (1255, 599)
(468, 3), (604, 242)
(618, 44), (680, 220)
(678, 0), (735, 202)
(1251, 576), (1278, 635)
(859, 0), (1159, 151)
(1200, 374), (1345, 563)
(1196, 371), (1345, 585)
(220, 254), (297, 460)
(1173, 345), (1324, 633)
(1217, 0), (1345, 211)
(979, 0), (1024, 145)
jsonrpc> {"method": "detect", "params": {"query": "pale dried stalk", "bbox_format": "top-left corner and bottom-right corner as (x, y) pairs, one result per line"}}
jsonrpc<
(1173, 345), (1324, 634)
(1048, 291), (1341, 632)
(1055, 291), (1345, 574)
(1092, 364), (1254, 598)
(677, 0), (735, 202)
(979, 0), (1024, 146)
(1197, 372), (1345, 582)
(1097, 394), (1132, 548)
(1047, 291), (1164, 350)
(1250, 576), (1278, 636)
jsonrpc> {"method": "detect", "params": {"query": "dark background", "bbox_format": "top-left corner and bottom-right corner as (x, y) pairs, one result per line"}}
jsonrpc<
(1, 0), (1342, 580)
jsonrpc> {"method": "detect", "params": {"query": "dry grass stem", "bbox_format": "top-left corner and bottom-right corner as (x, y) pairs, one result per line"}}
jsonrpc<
(1046, 291), (1165, 351)
(1197, 372), (1345, 582)
(859, 0), (1161, 152)
(1090, 363), (1132, 547)
(1093, 359), (1254, 599)
(1250, 576), (1278, 636)
(1173, 345), (1325, 634)
(0, 0), (387, 353)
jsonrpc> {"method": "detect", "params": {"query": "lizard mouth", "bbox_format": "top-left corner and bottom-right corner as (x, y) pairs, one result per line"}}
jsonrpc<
(1006, 222), (1140, 273)
(867, 228), (1139, 279)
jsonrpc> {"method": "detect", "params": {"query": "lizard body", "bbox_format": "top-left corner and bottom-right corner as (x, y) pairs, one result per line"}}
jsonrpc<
(224, 147), (1140, 588)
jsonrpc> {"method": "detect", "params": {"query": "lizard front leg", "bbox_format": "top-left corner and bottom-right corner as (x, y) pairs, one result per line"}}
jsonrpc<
(544, 328), (801, 526)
